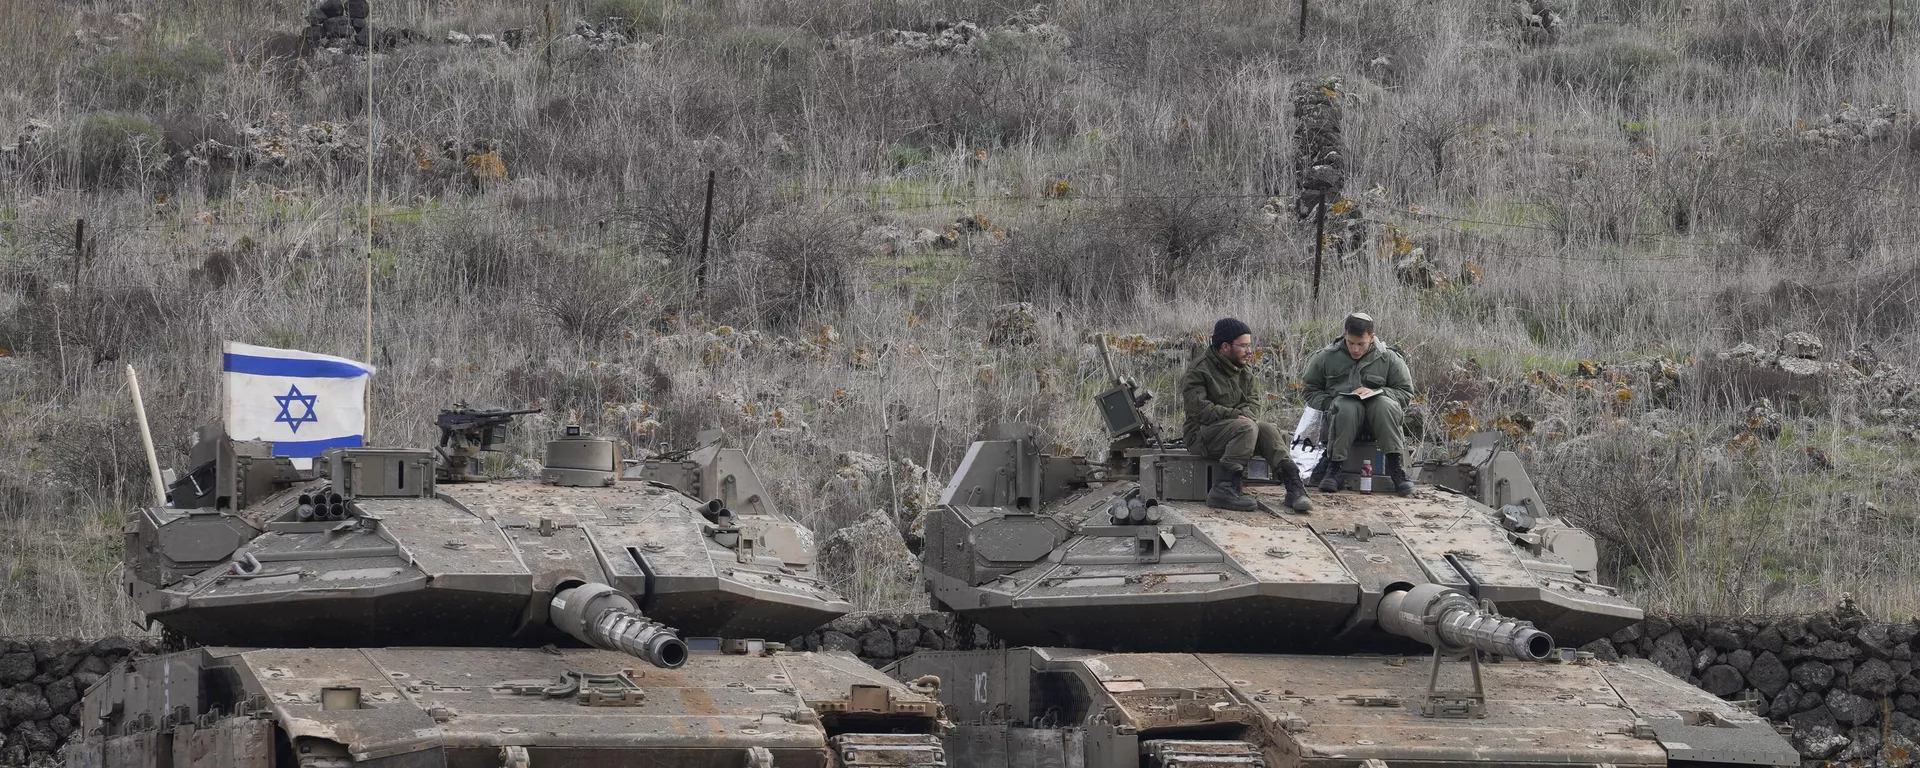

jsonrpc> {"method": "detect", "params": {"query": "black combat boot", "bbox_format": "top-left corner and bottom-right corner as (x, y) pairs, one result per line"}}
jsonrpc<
(1272, 458), (1312, 512)
(1385, 453), (1414, 497)
(1314, 454), (1341, 493)
(1207, 464), (1258, 511)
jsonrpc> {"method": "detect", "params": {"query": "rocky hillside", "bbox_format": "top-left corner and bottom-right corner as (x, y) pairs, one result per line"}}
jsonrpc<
(2, 0), (1919, 633)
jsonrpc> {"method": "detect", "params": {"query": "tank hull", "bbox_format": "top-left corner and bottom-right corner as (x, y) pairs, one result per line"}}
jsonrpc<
(68, 646), (946, 768)
(890, 648), (1799, 767)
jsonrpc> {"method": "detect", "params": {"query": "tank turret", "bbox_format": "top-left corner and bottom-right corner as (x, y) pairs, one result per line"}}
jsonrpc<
(123, 406), (849, 648)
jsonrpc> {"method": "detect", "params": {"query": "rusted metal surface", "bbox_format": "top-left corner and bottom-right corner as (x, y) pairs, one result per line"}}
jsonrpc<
(897, 648), (1795, 767)
(72, 645), (946, 767)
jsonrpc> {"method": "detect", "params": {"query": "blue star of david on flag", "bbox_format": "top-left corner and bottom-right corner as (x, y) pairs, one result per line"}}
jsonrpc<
(273, 385), (320, 433)
(223, 341), (375, 462)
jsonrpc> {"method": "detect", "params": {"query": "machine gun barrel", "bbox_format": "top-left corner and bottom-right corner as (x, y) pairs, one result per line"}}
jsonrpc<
(1377, 583), (1554, 661)
(548, 583), (689, 669)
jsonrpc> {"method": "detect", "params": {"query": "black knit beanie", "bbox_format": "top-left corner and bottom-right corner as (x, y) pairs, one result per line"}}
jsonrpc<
(1210, 317), (1252, 349)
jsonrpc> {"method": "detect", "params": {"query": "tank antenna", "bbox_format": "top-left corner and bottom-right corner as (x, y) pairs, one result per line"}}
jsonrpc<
(362, 0), (377, 432)
(127, 365), (166, 506)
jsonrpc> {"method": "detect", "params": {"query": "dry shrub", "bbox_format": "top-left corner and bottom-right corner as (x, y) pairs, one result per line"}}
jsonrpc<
(717, 211), (860, 329)
(1522, 33), (1674, 94)
(1685, 0), (1890, 71)
(1709, 264), (1920, 346)
(1536, 431), (1695, 587)
(530, 250), (657, 339)
(49, 113), (166, 187)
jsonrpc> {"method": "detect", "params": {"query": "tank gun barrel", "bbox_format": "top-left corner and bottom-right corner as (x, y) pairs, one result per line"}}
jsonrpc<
(1377, 584), (1554, 661)
(549, 583), (689, 669)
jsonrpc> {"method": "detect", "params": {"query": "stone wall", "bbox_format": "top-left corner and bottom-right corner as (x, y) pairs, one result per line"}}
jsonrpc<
(786, 611), (997, 661)
(0, 637), (158, 768)
(1590, 605), (1920, 764)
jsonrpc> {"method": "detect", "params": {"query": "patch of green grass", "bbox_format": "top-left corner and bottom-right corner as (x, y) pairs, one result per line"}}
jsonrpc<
(84, 42), (226, 110)
(886, 143), (933, 172)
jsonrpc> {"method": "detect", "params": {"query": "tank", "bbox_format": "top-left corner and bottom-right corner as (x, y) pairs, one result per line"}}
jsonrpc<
(891, 339), (1797, 768)
(69, 406), (949, 768)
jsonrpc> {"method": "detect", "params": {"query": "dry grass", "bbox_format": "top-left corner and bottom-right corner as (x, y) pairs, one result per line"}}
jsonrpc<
(3, 0), (1920, 633)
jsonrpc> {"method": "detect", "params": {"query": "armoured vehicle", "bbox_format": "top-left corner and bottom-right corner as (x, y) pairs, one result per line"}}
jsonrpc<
(70, 406), (949, 767)
(895, 339), (1797, 767)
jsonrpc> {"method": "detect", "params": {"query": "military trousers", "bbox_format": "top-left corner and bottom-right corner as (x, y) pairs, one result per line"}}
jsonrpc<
(1189, 418), (1300, 477)
(1326, 395), (1406, 461)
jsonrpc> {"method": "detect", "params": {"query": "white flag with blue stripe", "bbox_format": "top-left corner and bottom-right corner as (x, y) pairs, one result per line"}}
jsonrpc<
(223, 341), (375, 463)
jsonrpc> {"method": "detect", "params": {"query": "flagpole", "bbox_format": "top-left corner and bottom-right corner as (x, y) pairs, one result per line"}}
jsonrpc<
(363, 0), (376, 435)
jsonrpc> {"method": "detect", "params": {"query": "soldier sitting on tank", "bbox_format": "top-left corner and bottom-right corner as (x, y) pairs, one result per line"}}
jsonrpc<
(1302, 312), (1415, 496)
(1180, 318), (1313, 512)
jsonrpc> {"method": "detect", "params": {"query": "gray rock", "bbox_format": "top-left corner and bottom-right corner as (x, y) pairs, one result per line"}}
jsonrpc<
(1610, 623), (1645, 645)
(1903, 674), (1920, 695)
(895, 628), (921, 650)
(860, 630), (896, 659)
(76, 655), (109, 676)
(317, 0), (345, 17)
(1749, 652), (1790, 696)
(1790, 706), (1848, 759)
(1900, 693), (1920, 718)
(1794, 661), (1836, 690)
(1650, 631), (1692, 678)
(71, 671), (101, 692)
(0, 654), (34, 684)
(6, 685), (51, 722)
(1726, 649), (1753, 673)
(915, 613), (953, 636)
(1779, 618), (1810, 646)
(970, 625), (993, 648)
(1580, 638), (1621, 662)
(42, 679), (75, 713)
(14, 719), (55, 752)
(827, 614), (875, 637)
(1836, 726), (1882, 763)
(346, 0), (369, 18)
(1700, 665), (1746, 697)
(88, 637), (138, 656)
(1813, 640), (1860, 661)
(1693, 646), (1718, 673)
(818, 631), (860, 653)
(1752, 626), (1786, 654)
(47, 714), (71, 737)
(1642, 616), (1673, 640)
(1827, 688), (1879, 725)
(1894, 621), (1920, 646)
(1861, 625), (1895, 657)
(1854, 658), (1898, 696)
(1891, 712), (1920, 743)
(1779, 331), (1824, 359)
(1884, 729), (1920, 767)
(1768, 683), (1803, 718)
(1704, 625), (1744, 651)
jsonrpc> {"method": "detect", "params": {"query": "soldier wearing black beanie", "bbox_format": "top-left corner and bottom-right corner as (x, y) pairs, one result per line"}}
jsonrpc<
(1178, 317), (1313, 512)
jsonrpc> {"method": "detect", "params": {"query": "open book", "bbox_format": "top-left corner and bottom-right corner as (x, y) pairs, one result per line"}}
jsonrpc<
(1343, 388), (1382, 400)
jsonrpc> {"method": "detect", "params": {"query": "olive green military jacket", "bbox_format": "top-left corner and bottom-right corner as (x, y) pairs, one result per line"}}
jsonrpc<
(1180, 348), (1263, 443)
(1301, 338), (1414, 412)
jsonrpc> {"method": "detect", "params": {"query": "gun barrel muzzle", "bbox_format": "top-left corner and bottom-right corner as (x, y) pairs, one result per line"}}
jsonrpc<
(549, 583), (688, 669)
(1378, 584), (1554, 660)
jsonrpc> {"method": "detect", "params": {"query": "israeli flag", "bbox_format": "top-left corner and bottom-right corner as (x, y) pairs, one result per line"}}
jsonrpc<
(223, 341), (375, 466)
